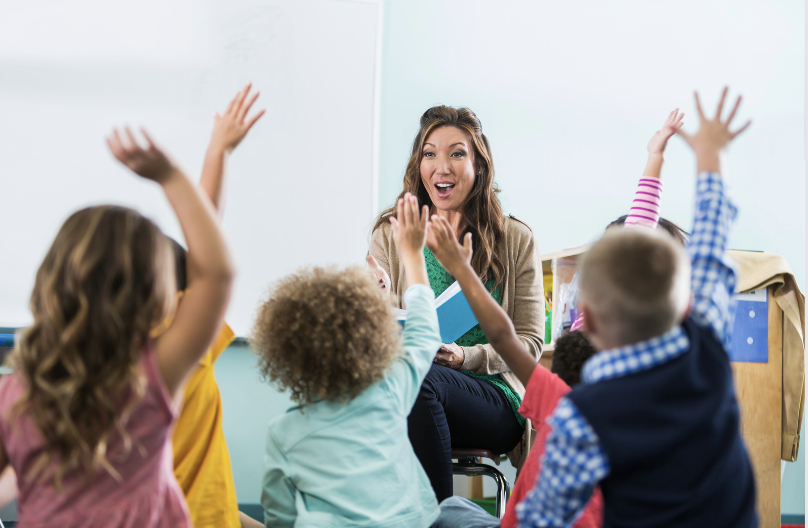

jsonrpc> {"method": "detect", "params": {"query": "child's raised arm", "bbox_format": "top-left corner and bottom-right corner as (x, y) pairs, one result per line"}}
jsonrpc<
(386, 193), (441, 411)
(624, 109), (684, 229)
(389, 193), (429, 288)
(200, 83), (265, 214)
(426, 217), (535, 386)
(676, 88), (750, 344)
(108, 128), (235, 397)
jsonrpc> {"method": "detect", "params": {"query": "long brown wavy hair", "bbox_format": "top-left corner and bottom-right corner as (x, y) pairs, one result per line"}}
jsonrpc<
(7, 205), (175, 489)
(374, 106), (505, 291)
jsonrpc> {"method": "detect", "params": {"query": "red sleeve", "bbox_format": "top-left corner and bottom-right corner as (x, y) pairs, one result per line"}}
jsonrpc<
(518, 365), (570, 423)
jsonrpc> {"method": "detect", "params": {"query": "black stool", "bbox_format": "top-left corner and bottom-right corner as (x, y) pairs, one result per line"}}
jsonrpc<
(451, 448), (510, 518)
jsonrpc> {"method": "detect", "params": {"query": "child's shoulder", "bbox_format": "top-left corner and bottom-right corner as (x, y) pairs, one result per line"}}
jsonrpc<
(0, 373), (26, 410)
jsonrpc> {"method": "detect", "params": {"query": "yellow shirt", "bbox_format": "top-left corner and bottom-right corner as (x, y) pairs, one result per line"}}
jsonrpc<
(173, 323), (240, 528)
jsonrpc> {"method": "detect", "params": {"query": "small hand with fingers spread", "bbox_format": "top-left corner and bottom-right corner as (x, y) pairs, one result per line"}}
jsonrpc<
(389, 193), (429, 260)
(647, 108), (685, 156)
(107, 127), (178, 184)
(676, 87), (751, 173)
(366, 255), (391, 298)
(210, 83), (265, 154)
(426, 215), (473, 277)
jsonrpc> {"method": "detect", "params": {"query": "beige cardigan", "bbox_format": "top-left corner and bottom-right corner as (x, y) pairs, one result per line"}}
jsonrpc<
(369, 215), (545, 471)
(730, 250), (805, 461)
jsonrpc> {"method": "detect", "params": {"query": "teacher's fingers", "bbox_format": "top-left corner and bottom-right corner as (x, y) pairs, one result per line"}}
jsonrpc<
(366, 254), (382, 271)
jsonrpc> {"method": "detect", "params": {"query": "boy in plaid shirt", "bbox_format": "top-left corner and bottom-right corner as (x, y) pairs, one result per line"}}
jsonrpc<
(517, 88), (757, 528)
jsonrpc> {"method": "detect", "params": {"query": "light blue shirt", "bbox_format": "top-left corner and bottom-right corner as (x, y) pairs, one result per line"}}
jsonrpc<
(261, 284), (442, 528)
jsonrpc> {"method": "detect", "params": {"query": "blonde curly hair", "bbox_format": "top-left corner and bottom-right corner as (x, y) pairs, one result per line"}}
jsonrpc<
(9, 205), (175, 489)
(252, 266), (401, 407)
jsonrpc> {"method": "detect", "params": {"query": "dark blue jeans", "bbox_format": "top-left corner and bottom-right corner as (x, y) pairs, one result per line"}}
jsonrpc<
(408, 364), (523, 502)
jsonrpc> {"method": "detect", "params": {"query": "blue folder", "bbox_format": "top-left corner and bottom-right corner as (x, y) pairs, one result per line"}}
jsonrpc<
(395, 282), (479, 344)
(728, 288), (768, 363)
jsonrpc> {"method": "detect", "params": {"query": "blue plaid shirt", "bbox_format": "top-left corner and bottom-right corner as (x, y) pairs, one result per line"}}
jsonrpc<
(516, 172), (738, 528)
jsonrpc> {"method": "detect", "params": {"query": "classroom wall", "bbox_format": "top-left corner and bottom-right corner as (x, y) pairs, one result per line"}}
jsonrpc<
(218, 0), (805, 516)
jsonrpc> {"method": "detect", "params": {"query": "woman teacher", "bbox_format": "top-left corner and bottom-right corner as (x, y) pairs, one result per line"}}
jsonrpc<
(368, 106), (544, 501)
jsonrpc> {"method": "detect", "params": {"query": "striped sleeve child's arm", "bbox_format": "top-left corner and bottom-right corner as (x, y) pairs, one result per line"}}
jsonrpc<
(624, 177), (663, 229)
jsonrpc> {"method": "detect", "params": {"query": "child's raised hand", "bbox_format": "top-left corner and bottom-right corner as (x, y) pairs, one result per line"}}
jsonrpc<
(426, 216), (472, 276)
(676, 87), (751, 172)
(647, 109), (685, 155)
(107, 127), (178, 184)
(210, 83), (265, 154)
(389, 193), (429, 259)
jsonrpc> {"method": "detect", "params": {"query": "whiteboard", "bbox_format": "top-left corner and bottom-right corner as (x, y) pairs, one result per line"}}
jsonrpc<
(0, 0), (382, 335)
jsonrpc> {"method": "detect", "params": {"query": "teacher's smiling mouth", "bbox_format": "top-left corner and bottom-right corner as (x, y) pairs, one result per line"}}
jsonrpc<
(435, 181), (456, 199)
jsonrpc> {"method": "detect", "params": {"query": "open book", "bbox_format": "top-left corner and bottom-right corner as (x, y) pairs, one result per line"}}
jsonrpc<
(394, 282), (479, 344)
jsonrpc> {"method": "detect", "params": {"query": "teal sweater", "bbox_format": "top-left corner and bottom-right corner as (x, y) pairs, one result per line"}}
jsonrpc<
(261, 285), (442, 528)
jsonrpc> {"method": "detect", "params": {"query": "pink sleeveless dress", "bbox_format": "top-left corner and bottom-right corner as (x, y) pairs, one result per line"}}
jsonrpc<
(0, 344), (191, 528)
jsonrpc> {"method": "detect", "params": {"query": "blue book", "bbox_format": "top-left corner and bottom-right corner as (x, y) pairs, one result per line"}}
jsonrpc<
(394, 282), (479, 344)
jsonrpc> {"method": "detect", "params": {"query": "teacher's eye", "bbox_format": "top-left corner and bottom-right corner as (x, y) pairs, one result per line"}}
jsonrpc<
(451, 150), (466, 158)
(423, 151), (436, 158)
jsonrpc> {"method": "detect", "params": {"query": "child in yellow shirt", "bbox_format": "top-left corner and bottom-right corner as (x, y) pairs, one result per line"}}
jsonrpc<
(171, 84), (265, 528)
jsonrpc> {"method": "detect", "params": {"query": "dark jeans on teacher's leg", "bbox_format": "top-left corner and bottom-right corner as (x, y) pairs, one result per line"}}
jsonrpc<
(408, 364), (524, 502)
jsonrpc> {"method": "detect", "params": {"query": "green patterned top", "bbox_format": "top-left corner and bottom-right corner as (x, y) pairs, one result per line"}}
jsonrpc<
(424, 248), (526, 429)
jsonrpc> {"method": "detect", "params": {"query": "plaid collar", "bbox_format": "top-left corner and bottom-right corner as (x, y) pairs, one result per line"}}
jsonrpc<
(581, 325), (690, 384)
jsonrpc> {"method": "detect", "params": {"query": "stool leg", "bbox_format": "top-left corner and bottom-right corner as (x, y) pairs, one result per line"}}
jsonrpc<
(452, 463), (510, 519)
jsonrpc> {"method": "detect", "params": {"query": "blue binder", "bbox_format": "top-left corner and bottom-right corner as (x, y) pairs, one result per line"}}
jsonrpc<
(728, 288), (768, 363)
(394, 282), (479, 344)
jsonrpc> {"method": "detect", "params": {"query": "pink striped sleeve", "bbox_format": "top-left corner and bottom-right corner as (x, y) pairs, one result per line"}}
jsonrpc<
(570, 312), (585, 332)
(624, 177), (662, 229)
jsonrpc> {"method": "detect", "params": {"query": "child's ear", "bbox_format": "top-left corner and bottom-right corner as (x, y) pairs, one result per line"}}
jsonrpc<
(580, 302), (595, 334)
(580, 302), (605, 352)
(680, 296), (694, 322)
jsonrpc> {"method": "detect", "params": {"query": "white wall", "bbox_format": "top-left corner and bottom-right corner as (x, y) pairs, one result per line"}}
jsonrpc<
(377, 0), (805, 288)
(0, 0), (382, 336)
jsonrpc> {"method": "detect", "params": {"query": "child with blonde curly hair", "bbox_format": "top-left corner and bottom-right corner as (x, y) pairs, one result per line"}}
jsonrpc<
(0, 128), (234, 527)
(252, 193), (443, 527)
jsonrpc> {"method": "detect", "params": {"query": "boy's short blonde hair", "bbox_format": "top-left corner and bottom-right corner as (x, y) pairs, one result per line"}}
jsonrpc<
(252, 266), (401, 407)
(579, 228), (690, 345)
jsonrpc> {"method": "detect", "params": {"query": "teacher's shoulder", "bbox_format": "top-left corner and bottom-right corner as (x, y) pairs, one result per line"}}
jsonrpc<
(503, 214), (539, 260)
(369, 217), (395, 255)
(504, 214), (535, 242)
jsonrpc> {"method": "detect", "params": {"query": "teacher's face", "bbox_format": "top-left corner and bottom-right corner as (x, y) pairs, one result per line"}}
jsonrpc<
(420, 126), (475, 213)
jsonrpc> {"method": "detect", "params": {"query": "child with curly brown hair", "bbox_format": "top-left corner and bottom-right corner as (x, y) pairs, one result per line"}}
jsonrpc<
(253, 193), (443, 527)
